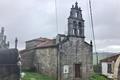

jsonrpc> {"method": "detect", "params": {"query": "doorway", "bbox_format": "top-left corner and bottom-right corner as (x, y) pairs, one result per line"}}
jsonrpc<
(75, 63), (82, 78)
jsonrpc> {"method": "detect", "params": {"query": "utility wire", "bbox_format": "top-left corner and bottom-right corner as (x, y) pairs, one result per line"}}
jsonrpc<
(88, 0), (98, 65)
(55, 0), (58, 34)
(54, 0), (59, 80)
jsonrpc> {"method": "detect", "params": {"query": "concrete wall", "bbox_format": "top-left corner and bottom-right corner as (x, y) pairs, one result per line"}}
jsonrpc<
(101, 62), (114, 79)
(102, 62), (108, 75)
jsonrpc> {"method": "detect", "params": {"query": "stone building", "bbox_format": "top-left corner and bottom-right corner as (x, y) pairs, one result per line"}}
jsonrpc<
(57, 2), (93, 80)
(20, 38), (57, 77)
(20, 2), (93, 80)
(0, 27), (9, 48)
(101, 54), (120, 80)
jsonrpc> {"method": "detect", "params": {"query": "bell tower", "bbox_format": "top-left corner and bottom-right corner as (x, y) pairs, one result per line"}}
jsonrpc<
(68, 2), (85, 38)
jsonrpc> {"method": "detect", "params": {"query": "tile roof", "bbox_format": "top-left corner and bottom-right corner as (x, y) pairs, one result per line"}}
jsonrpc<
(36, 38), (56, 48)
(100, 53), (120, 62)
(27, 37), (56, 48)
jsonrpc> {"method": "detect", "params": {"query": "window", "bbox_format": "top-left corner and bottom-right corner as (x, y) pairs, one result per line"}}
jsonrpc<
(75, 12), (77, 17)
(78, 22), (82, 35)
(73, 21), (77, 28)
(73, 21), (77, 35)
(107, 63), (112, 73)
(75, 64), (82, 78)
(78, 22), (82, 28)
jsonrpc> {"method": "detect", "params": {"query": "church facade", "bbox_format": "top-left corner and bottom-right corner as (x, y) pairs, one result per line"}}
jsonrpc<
(56, 2), (93, 80)
(20, 2), (93, 80)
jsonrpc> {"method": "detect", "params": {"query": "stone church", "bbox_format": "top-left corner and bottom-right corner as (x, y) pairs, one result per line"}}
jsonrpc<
(20, 2), (93, 80)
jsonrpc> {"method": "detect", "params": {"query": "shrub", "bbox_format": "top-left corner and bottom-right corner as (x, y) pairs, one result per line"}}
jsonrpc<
(93, 64), (101, 73)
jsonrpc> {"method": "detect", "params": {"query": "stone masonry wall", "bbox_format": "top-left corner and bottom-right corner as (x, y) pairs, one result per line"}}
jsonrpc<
(34, 47), (57, 78)
(59, 37), (93, 80)
(20, 49), (35, 70)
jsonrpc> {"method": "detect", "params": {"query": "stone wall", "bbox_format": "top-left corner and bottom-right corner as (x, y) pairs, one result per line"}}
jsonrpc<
(20, 49), (35, 70)
(58, 37), (93, 80)
(26, 41), (39, 49)
(34, 47), (57, 78)
(20, 47), (58, 78)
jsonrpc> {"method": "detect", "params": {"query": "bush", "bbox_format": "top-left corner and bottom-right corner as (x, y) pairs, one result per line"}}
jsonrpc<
(93, 64), (101, 73)
(90, 73), (108, 80)
(22, 67), (36, 72)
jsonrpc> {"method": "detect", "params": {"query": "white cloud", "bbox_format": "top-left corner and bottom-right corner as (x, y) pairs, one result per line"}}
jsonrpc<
(98, 45), (120, 53)
(0, 0), (119, 52)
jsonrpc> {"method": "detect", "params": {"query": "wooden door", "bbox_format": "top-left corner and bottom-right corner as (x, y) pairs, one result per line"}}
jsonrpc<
(75, 64), (81, 78)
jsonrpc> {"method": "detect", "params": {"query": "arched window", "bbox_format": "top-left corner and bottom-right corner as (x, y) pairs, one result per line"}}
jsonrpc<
(78, 22), (82, 28)
(73, 28), (77, 35)
(73, 21), (77, 28)
(73, 21), (77, 35)
(75, 12), (77, 18)
(74, 11), (79, 18)
(77, 29), (79, 36)
(78, 22), (82, 36)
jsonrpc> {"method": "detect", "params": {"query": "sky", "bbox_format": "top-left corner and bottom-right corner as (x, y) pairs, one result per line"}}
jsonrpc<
(0, 0), (120, 53)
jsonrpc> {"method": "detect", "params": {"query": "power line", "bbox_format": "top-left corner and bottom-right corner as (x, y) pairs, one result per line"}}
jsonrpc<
(55, 0), (58, 34)
(88, 0), (98, 65)
(54, 1), (59, 80)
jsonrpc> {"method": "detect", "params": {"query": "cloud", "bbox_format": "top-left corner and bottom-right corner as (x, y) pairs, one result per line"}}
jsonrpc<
(0, 0), (119, 52)
(98, 45), (120, 53)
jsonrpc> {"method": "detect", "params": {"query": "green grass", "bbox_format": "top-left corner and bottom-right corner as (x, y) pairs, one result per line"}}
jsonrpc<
(22, 72), (55, 80)
(22, 71), (108, 80)
(90, 73), (108, 80)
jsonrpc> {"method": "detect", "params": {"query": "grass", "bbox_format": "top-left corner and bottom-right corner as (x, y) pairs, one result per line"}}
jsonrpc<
(22, 71), (55, 80)
(22, 71), (108, 80)
(90, 73), (108, 80)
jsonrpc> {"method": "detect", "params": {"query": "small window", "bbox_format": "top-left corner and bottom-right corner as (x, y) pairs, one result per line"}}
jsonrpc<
(78, 22), (82, 35)
(78, 22), (82, 28)
(107, 63), (112, 73)
(73, 21), (77, 28)
(73, 21), (77, 35)
(75, 12), (77, 17)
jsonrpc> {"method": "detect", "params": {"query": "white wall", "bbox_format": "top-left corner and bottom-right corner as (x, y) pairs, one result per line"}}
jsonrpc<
(101, 62), (114, 79)
(102, 62), (108, 75)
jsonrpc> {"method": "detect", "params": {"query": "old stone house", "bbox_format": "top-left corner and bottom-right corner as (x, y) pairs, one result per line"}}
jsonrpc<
(101, 53), (120, 80)
(20, 38), (57, 77)
(20, 2), (93, 80)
